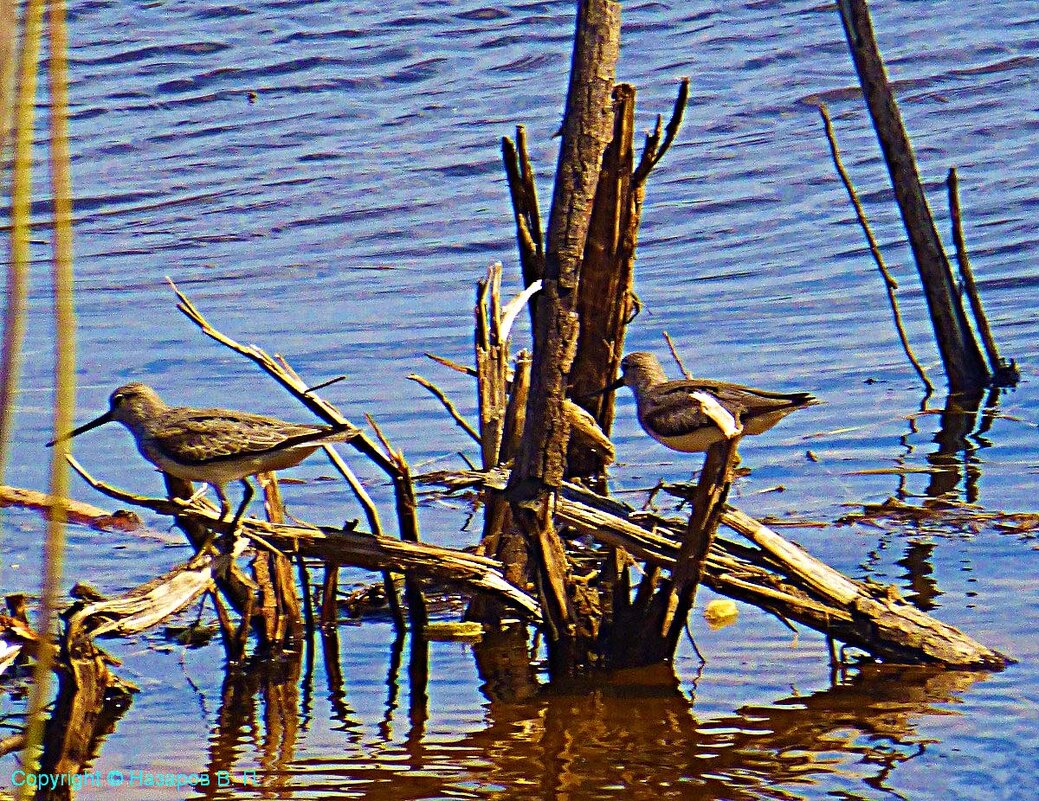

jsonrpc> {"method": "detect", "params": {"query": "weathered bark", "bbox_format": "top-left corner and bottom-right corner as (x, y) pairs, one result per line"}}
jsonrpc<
(567, 83), (636, 479)
(37, 630), (133, 801)
(508, 0), (620, 501)
(502, 129), (545, 300)
(475, 266), (510, 470)
(837, 0), (988, 392)
(505, 0), (621, 677)
(469, 353), (530, 623)
(568, 79), (688, 479)
(256, 472), (304, 647)
(721, 507), (1007, 667)
(500, 351), (531, 466)
(386, 440), (428, 631)
(604, 438), (739, 667)
(426, 468), (1010, 669)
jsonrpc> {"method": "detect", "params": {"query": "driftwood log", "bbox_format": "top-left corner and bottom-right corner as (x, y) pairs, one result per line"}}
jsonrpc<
(55, 475), (541, 623)
(422, 467), (1010, 669)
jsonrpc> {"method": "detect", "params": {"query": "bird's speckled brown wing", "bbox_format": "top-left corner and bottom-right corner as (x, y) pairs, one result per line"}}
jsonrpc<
(150, 408), (341, 466)
(640, 384), (747, 437)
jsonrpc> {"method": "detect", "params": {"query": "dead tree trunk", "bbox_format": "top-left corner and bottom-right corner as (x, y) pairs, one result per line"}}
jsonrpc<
(567, 79), (689, 480)
(505, 0), (621, 677)
(836, 0), (988, 392)
(566, 82), (637, 481)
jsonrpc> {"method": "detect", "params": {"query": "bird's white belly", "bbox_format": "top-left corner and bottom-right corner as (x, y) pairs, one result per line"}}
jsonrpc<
(648, 426), (726, 453)
(143, 444), (320, 486)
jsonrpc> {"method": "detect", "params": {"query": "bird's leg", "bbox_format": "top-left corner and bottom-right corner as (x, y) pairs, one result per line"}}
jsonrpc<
(199, 483), (234, 551)
(213, 483), (232, 522)
(228, 478), (254, 534)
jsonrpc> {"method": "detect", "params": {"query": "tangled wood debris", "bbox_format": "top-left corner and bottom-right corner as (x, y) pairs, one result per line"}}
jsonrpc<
(2, 0), (1023, 784)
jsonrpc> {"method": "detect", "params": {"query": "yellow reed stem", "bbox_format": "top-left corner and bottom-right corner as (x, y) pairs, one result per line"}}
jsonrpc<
(20, 0), (76, 788)
(0, 0), (16, 161)
(0, 0), (42, 485)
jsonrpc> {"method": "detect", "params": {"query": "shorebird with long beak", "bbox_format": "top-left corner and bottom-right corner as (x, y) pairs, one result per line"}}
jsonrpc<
(610, 352), (817, 453)
(48, 382), (357, 532)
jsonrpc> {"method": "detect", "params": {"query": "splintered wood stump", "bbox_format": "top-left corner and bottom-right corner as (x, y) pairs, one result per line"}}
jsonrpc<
(504, 0), (621, 677)
(567, 78), (688, 480)
(39, 629), (134, 797)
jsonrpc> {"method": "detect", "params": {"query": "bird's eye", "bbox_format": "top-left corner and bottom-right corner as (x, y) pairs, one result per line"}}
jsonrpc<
(112, 393), (125, 406)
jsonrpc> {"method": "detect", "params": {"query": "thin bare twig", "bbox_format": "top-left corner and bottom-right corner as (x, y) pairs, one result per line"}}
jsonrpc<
(662, 331), (692, 379)
(947, 167), (1017, 385)
(270, 353), (384, 536)
(320, 445), (382, 536)
(407, 374), (481, 444)
(633, 77), (689, 186)
(424, 352), (477, 377)
(817, 104), (934, 394)
(365, 414), (426, 630)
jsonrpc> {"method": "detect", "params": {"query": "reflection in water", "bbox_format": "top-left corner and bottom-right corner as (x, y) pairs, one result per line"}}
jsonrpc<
(177, 630), (985, 801)
(196, 653), (303, 800)
(925, 389), (987, 501)
(876, 388), (996, 614)
(320, 626), (353, 730)
(897, 540), (940, 612)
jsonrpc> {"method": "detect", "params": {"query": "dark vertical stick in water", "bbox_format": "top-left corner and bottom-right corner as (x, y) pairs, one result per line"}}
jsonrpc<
(836, 0), (988, 392)
(366, 415), (428, 633)
(661, 438), (739, 651)
(947, 168), (1018, 386)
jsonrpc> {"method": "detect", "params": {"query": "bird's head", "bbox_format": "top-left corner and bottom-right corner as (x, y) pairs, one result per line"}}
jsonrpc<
(47, 382), (167, 446)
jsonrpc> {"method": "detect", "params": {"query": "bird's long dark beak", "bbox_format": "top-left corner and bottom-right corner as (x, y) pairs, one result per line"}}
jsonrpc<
(576, 376), (625, 401)
(46, 410), (114, 447)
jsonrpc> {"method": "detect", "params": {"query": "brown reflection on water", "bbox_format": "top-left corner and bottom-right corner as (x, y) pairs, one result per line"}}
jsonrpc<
(925, 389), (987, 502)
(458, 661), (983, 801)
(882, 388), (1000, 613)
(185, 631), (986, 801)
(194, 651), (303, 800)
